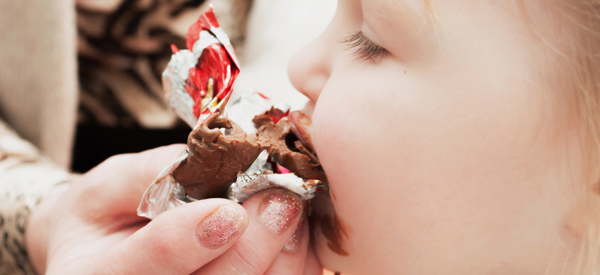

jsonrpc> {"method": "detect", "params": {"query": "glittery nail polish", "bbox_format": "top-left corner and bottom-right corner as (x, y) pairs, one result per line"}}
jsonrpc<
(258, 190), (303, 235)
(283, 217), (305, 252)
(196, 206), (246, 249)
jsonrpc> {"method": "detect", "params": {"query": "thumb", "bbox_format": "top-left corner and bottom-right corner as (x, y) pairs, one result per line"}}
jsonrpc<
(75, 144), (187, 218)
(88, 199), (249, 275)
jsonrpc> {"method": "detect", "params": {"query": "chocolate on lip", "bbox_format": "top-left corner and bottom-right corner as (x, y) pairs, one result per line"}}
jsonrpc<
(254, 108), (327, 183)
(288, 110), (315, 153)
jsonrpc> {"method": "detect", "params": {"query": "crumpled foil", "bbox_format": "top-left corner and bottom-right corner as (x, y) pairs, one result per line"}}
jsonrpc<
(138, 8), (321, 219)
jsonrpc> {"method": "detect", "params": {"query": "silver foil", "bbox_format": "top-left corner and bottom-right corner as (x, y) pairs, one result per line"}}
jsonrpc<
(162, 49), (197, 127)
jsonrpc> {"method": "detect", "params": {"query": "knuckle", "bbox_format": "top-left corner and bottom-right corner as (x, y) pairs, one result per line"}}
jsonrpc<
(228, 242), (268, 275)
(137, 145), (184, 183)
(101, 153), (131, 167)
(148, 231), (179, 256)
(86, 153), (135, 178)
(146, 239), (183, 272)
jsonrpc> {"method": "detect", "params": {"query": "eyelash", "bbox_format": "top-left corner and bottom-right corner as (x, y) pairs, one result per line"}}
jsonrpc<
(342, 31), (389, 63)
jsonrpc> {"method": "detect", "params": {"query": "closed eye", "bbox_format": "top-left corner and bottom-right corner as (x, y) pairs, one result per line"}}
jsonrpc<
(342, 31), (389, 63)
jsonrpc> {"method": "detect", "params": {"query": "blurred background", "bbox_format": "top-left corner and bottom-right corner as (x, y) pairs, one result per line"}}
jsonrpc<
(0, 0), (335, 172)
(73, 0), (336, 172)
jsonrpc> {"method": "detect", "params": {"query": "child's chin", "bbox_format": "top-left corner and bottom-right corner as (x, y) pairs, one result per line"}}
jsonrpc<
(309, 193), (355, 273)
(313, 236), (354, 274)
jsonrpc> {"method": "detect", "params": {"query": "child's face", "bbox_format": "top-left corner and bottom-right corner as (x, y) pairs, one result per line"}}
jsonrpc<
(289, 0), (581, 273)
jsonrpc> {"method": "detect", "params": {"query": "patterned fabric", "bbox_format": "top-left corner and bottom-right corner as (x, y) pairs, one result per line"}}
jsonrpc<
(0, 119), (72, 275)
(76, 0), (250, 128)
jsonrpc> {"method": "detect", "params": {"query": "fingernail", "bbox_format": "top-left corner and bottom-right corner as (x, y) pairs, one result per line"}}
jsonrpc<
(283, 217), (305, 253)
(258, 190), (303, 235)
(197, 205), (247, 249)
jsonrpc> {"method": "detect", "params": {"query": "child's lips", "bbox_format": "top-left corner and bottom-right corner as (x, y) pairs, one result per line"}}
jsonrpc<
(288, 110), (315, 152)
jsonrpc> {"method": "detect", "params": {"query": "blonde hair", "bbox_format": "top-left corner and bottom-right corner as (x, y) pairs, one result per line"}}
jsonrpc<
(424, 0), (600, 273)
(547, 1), (600, 274)
(503, 1), (600, 273)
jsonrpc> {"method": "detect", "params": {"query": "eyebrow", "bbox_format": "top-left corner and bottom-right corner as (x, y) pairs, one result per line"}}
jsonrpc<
(367, 0), (429, 31)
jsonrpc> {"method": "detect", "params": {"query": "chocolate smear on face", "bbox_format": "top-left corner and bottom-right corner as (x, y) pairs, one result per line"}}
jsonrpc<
(329, 186), (337, 201)
(321, 213), (351, 256)
(310, 191), (351, 257)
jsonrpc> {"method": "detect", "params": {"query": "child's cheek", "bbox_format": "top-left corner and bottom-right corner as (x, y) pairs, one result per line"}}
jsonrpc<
(309, 83), (405, 271)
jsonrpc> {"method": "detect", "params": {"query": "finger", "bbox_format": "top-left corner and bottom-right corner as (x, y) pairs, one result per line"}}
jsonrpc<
(87, 199), (248, 275)
(103, 143), (186, 194)
(75, 144), (186, 217)
(303, 244), (324, 275)
(132, 143), (188, 184)
(195, 189), (304, 275)
(264, 216), (310, 275)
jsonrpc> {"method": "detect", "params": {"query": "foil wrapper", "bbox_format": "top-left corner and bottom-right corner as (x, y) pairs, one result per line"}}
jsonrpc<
(226, 149), (321, 203)
(138, 8), (322, 219)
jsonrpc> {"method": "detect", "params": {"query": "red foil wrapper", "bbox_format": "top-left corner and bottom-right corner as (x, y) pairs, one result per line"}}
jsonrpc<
(184, 9), (239, 122)
(163, 7), (240, 128)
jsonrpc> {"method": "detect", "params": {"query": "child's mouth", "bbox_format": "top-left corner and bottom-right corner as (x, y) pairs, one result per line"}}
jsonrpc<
(287, 111), (352, 257)
(288, 110), (316, 153)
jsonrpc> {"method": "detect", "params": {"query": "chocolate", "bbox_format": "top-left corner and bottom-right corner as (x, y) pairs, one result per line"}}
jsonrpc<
(288, 111), (316, 152)
(173, 108), (327, 200)
(320, 213), (351, 256)
(253, 110), (327, 183)
(173, 112), (266, 199)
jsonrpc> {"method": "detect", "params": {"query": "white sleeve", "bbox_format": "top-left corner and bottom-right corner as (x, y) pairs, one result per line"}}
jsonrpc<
(0, 119), (73, 275)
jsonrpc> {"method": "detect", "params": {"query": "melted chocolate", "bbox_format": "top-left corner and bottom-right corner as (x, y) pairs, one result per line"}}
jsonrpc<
(173, 112), (266, 199)
(173, 110), (328, 200)
(253, 111), (327, 183)
(288, 111), (315, 152)
(310, 191), (351, 257)
(320, 213), (350, 256)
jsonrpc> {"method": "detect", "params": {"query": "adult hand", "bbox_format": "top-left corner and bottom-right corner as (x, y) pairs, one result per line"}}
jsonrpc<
(25, 145), (322, 274)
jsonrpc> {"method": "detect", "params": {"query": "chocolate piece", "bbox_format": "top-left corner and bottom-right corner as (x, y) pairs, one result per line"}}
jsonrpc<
(173, 112), (266, 199)
(173, 109), (327, 200)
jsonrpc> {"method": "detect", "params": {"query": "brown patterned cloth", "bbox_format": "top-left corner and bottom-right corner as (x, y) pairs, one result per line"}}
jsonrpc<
(76, 0), (251, 128)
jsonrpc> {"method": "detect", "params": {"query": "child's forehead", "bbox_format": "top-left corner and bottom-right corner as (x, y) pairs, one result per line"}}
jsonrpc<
(362, 0), (518, 17)
(363, 0), (424, 18)
(360, 0), (430, 33)
(366, 0), (424, 22)
(362, 0), (523, 28)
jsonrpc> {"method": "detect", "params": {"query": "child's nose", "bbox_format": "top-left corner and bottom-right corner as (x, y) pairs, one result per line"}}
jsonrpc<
(288, 36), (333, 103)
